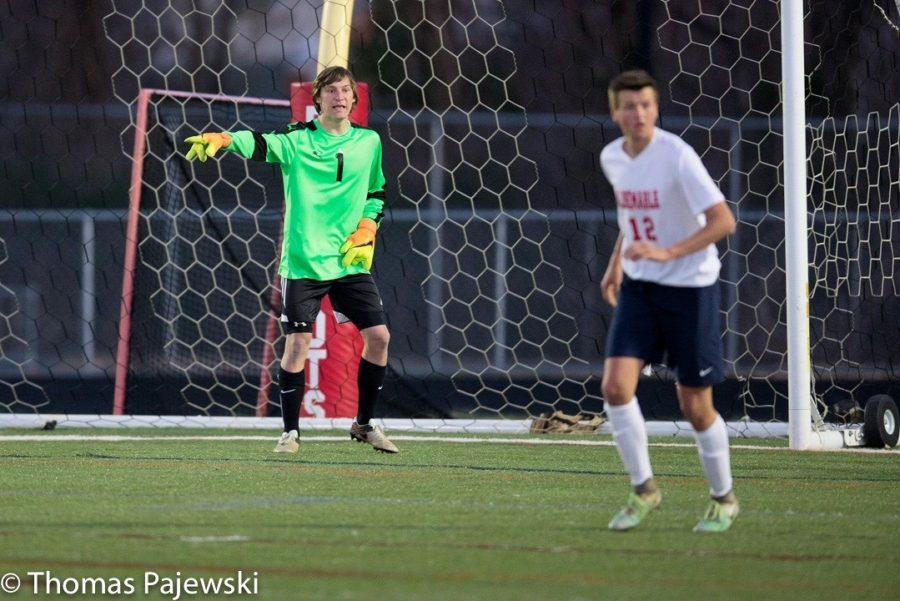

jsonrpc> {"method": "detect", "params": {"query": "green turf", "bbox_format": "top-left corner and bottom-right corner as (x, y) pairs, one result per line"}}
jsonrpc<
(0, 431), (897, 600)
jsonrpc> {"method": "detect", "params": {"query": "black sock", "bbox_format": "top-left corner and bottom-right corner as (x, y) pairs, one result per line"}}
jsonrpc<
(356, 358), (386, 426)
(279, 367), (305, 433)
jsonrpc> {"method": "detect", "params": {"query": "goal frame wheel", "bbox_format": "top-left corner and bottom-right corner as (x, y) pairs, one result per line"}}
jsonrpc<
(863, 395), (899, 448)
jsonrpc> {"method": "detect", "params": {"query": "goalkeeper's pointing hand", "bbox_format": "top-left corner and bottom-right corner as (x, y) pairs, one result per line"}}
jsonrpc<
(184, 133), (232, 162)
(340, 219), (377, 271)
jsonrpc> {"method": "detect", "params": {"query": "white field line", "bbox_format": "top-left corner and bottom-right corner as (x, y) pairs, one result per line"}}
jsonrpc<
(0, 434), (896, 453)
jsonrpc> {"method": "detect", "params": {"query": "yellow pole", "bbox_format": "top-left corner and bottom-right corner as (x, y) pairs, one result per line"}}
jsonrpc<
(317, 0), (355, 74)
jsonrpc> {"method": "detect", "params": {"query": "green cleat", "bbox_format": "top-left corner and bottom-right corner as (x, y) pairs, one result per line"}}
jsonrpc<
(608, 490), (662, 531)
(693, 499), (740, 533)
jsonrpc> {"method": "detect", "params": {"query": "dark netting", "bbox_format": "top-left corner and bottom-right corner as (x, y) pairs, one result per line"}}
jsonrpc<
(124, 97), (287, 414)
(0, 1), (896, 432)
(125, 94), (459, 417)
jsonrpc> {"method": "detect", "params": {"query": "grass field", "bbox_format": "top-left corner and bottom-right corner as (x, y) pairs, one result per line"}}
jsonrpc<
(0, 429), (897, 600)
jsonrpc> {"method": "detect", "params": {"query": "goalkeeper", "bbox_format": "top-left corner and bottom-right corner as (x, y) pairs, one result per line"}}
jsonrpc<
(185, 66), (397, 454)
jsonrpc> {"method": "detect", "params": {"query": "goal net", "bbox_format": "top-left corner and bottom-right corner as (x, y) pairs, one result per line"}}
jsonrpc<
(1, 1), (897, 441)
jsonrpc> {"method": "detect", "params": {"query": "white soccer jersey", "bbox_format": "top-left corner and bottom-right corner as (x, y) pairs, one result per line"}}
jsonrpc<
(600, 127), (725, 287)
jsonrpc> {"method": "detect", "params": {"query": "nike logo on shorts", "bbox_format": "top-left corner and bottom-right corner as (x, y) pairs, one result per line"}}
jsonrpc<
(699, 367), (713, 377)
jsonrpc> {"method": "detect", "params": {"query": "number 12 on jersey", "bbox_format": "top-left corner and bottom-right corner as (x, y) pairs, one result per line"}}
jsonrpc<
(629, 216), (657, 241)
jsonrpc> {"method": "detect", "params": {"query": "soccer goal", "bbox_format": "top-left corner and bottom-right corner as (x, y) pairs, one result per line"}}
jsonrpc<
(0, 1), (897, 449)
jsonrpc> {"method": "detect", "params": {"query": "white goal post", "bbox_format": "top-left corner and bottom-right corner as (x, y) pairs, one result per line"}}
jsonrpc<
(782, 0), (818, 450)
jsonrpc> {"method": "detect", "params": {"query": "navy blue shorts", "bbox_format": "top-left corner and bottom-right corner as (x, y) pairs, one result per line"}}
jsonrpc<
(605, 276), (724, 387)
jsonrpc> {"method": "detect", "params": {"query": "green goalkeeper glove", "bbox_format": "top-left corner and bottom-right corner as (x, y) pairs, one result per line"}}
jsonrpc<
(340, 219), (377, 270)
(184, 132), (232, 162)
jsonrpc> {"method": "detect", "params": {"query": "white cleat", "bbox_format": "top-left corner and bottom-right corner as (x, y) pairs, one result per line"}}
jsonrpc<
(350, 422), (399, 453)
(273, 430), (299, 454)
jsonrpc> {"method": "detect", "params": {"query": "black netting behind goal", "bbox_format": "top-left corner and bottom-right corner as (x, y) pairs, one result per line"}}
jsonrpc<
(0, 1), (896, 432)
(114, 0), (900, 427)
(124, 97), (287, 415)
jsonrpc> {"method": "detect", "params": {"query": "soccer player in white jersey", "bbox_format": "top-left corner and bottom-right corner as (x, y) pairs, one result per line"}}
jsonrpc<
(599, 70), (739, 533)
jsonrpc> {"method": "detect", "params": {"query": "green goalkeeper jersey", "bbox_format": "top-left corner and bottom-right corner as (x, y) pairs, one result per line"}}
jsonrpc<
(225, 121), (386, 281)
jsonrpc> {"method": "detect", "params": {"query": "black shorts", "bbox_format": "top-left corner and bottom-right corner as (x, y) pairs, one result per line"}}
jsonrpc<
(280, 274), (386, 334)
(605, 276), (725, 387)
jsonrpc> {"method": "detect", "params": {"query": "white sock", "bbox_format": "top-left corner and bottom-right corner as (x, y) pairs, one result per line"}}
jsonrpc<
(694, 415), (733, 498)
(605, 397), (653, 487)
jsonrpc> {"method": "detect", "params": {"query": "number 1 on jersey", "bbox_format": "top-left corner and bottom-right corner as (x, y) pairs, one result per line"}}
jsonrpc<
(336, 150), (344, 182)
(629, 216), (657, 241)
